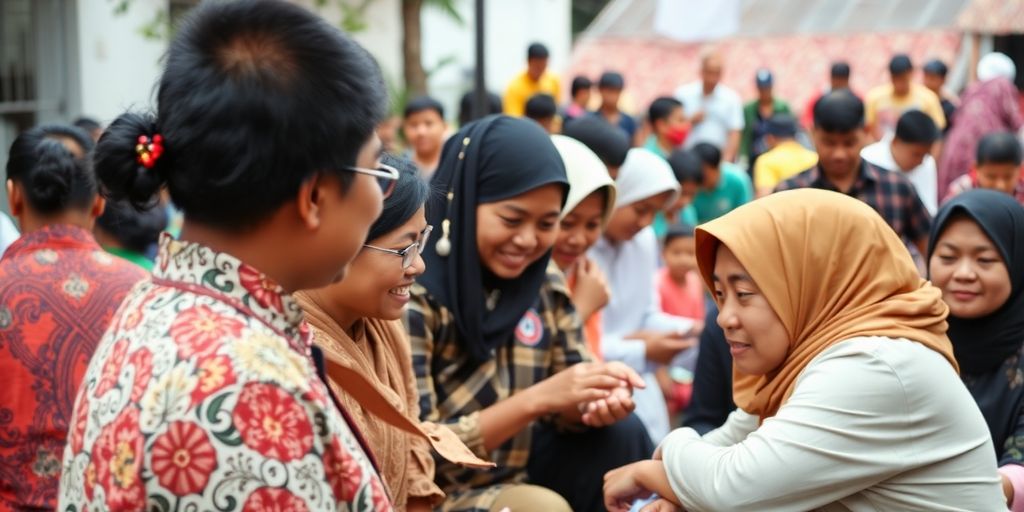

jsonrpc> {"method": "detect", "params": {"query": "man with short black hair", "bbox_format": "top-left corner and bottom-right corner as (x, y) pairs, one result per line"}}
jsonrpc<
(866, 54), (946, 141)
(525, 93), (558, 134)
(741, 69), (792, 169)
(644, 96), (688, 158)
(777, 91), (932, 257)
(402, 95), (448, 178)
(923, 59), (958, 134)
(861, 110), (940, 214)
(753, 114), (818, 197)
(802, 61), (855, 129)
(562, 75), (592, 123)
(592, 71), (638, 139)
(503, 42), (561, 117)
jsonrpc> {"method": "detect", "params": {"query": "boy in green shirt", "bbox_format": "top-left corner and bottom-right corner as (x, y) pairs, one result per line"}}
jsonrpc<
(691, 142), (753, 223)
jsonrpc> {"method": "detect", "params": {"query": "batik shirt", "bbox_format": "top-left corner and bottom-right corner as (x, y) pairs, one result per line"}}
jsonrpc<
(405, 264), (590, 511)
(58, 236), (390, 511)
(0, 225), (146, 511)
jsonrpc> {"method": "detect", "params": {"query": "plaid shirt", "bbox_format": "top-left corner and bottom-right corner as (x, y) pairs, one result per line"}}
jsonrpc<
(775, 160), (932, 245)
(404, 263), (591, 511)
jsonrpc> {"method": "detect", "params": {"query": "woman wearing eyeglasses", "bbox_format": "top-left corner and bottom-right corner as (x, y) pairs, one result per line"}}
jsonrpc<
(295, 156), (446, 511)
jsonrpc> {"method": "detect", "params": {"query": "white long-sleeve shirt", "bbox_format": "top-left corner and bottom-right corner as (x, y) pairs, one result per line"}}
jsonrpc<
(661, 336), (1005, 512)
(590, 227), (695, 443)
(861, 140), (939, 216)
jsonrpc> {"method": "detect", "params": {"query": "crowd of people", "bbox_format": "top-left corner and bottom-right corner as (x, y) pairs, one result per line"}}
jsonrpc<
(2, 1), (1024, 511)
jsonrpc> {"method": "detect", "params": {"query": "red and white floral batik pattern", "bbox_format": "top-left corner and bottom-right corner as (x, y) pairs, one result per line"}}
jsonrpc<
(58, 235), (391, 512)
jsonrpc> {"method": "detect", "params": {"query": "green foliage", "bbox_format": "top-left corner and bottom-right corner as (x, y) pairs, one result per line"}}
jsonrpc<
(422, 0), (463, 26)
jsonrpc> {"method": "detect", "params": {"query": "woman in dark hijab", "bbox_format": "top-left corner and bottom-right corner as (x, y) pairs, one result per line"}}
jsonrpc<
(928, 188), (1024, 511)
(406, 115), (651, 511)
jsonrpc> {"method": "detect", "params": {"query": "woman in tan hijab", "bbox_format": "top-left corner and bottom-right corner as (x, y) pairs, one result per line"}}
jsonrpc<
(603, 189), (1005, 511)
(297, 157), (487, 511)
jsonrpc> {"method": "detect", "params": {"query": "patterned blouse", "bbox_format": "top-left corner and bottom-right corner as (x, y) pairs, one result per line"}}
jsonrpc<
(0, 225), (146, 511)
(58, 236), (390, 511)
(404, 264), (591, 511)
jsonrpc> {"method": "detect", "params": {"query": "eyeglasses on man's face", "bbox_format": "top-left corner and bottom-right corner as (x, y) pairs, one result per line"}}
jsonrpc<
(346, 162), (400, 198)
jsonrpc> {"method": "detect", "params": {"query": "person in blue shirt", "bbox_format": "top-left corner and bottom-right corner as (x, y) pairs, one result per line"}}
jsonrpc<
(592, 72), (637, 140)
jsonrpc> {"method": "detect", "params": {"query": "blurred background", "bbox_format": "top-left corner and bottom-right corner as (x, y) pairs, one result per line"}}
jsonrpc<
(1, 0), (1021, 210)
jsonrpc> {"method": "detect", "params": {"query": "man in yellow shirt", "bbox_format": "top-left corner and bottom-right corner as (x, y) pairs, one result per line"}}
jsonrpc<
(754, 114), (818, 197)
(504, 43), (561, 117)
(865, 54), (946, 141)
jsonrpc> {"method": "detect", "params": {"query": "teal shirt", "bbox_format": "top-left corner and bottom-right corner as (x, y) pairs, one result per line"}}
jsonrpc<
(692, 163), (753, 224)
(653, 205), (699, 238)
(644, 135), (669, 159)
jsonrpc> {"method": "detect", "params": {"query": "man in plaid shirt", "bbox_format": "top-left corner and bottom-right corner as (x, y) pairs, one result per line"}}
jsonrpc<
(776, 91), (932, 256)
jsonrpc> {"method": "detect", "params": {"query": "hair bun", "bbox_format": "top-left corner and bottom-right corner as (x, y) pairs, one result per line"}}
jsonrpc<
(94, 112), (167, 208)
(25, 139), (75, 212)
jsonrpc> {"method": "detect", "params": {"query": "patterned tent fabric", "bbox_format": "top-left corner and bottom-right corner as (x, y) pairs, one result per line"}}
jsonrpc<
(566, 30), (962, 121)
(957, 0), (1024, 35)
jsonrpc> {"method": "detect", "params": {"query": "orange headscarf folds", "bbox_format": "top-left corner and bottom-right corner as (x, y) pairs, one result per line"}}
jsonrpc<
(695, 189), (957, 421)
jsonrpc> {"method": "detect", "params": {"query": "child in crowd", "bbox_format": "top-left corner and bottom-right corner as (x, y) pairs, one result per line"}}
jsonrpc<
(658, 223), (705, 321)
(562, 75), (593, 123)
(691, 142), (753, 224)
(550, 135), (617, 359)
(403, 95), (448, 178)
(594, 72), (638, 139)
(525, 93), (559, 134)
(644, 96), (689, 158)
(654, 149), (702, 238)
(946, 131), (1024, 205)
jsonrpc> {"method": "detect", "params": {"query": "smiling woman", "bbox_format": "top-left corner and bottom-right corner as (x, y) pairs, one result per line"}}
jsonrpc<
(296, 156), (463, 511)
(407, 115), (653, 512)
(603, 189), (1005, 512)
(927, 188), (1024, 510)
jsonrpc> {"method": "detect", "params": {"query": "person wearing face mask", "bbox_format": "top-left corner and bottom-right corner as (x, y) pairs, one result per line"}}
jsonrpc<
(296, 157), (491, 512)
(928, 189), (1024, 511)
(644, 97), (690, 159)
(590, 148), (698, 444)
(603, 189), (1003, 512)
(406, 115), (651, 512)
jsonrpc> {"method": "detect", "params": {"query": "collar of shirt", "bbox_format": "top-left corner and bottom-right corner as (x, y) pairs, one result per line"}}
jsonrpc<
(810, 160), (878, 193)
(152, 233), (309, 350)
(4, 223), (99, 258)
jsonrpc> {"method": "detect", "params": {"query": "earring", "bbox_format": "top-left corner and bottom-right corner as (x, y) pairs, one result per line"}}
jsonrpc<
(435, 219), (451, 257)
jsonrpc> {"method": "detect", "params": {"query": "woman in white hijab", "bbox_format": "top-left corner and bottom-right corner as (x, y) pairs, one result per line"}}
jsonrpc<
(589, 148), (697, 444)
(550, 135), (618, 359)
(939, 52), (1024, 195)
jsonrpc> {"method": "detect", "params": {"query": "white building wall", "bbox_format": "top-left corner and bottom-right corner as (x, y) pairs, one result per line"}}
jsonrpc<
(74, 0), (166, 123)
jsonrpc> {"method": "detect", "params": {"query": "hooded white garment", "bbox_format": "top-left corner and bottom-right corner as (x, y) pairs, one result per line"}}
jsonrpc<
(589, 148), (694, 443)
(552, 135), (617, 224)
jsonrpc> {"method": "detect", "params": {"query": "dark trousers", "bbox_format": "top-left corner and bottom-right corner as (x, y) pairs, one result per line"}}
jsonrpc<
(527, 414), (654, 512)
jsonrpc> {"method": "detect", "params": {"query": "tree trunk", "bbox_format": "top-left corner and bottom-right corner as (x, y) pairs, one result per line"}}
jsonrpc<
(402, 0), (427, 97)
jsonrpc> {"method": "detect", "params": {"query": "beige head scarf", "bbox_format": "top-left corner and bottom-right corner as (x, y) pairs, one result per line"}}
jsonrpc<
(695, 189), (957, 421)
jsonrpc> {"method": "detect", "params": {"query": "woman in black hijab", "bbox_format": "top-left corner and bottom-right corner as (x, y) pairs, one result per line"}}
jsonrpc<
(928, 188), (1024, 510)
(406, 115), (651, 512)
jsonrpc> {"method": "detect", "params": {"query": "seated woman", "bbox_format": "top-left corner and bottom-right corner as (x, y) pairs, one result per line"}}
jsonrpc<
(94, 199), (168, 271)
(296, 156), (487, 511)
(0, 124), (146, 510)
(928, 189), (1024, 511)
(549, 134), (617, 358)
(604, 189), (1004, 511)
(406, 115), (650, 512)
